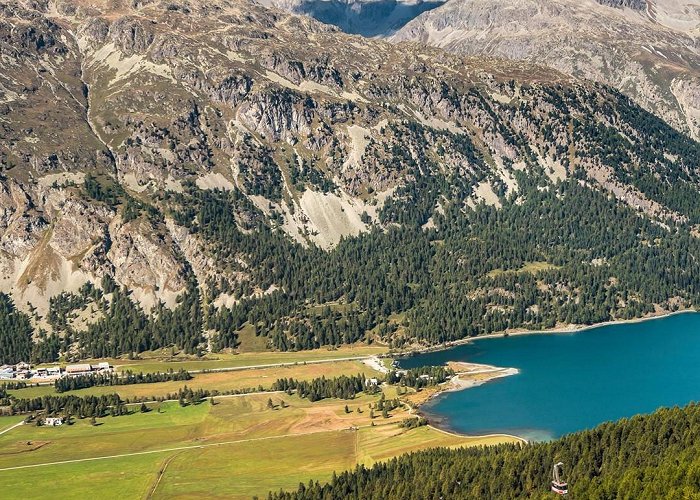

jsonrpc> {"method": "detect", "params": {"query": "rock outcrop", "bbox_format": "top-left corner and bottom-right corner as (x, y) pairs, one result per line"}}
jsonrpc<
(0, 0), (698, 320)
(391, 0), (700, 139)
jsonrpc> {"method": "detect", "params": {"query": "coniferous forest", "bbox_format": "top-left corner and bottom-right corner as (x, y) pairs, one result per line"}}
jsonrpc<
(1, 82), (700, 363)
(3, 168), (700, 363)
(271, 403), (700, 499)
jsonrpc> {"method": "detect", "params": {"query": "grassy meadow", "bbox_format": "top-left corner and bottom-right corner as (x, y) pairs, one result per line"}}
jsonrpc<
(9, 359), (376, 400)
(29, 343), (388, 375)
(0, 390), (517, 499)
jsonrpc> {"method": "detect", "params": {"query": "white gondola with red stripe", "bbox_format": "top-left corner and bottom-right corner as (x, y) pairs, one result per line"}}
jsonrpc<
(551, 461), (568, 495)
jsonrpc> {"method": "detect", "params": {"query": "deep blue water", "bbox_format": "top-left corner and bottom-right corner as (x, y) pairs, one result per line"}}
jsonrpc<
(399, 312), (700, 441)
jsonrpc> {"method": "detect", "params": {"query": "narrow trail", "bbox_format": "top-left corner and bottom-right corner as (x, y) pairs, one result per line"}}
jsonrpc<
(20, 355), (376, 387)
(146, 451), (184, 499)
(0, 422), (23, 436)
(0, 426), (365, 473)
(165, 355), (374, 374)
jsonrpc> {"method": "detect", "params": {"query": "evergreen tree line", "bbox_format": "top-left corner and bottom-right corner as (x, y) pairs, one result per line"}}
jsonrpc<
(54, 368), (192, 393)
(0, 292), (33, 365)
(121, 385), (261, 405)
(174, 386), (210, 406)
(271, 403), (700, 499)
(398, 416), (427, 429)
(374, 393), (401, 413)
(77, 277), (204, 359)
(47, 283), (103, 333)
(9, 393), (127, 418)
(271, 374), (377, 402)
(0, 381), (28, 390)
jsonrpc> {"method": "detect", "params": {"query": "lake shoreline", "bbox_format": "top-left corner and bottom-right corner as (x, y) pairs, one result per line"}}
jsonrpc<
(406, 309), (698, 442)
(413, 361), (523, 438)
(426, 423), (528, 445)
(394, 308), (698, 358)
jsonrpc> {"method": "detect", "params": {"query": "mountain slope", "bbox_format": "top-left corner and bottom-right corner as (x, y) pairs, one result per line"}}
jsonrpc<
(0, 0), (699, 362)
(391, 0), (700, 139)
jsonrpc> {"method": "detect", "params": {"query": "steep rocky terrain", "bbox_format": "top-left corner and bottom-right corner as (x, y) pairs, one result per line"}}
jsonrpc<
(391, 0), (700, 139)
(0, 0), (699, 360)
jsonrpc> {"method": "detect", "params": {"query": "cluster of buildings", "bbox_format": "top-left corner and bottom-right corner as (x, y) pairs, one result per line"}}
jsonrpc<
(0, 362), (113, 382)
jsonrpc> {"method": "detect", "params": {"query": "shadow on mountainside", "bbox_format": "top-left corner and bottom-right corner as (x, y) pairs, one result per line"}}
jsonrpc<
(289, 0), (445, 37)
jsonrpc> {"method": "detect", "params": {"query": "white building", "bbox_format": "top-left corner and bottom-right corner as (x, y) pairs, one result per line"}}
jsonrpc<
(65, 364), (93, 376)
(44, 417), (64, 426)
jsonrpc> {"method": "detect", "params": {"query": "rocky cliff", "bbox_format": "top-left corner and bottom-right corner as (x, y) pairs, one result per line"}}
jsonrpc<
(391, 0), (700, 139)
(0, 0), (699, 355)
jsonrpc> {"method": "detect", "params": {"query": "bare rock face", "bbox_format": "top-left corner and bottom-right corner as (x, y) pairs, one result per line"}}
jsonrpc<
(672, 77), (700, 136)
(238, 90), (314, 142)
(109, 219), (187, 297)
(391, 0), (700, 139)
(0, 181), (45, 257)
(0, 0), (698, 318)
(45, 193), (113, 260)
(597, 0), (646, 9)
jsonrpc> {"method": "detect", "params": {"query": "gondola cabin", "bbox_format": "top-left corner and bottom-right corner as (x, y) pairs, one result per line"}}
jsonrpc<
(551, 462), (568, 495)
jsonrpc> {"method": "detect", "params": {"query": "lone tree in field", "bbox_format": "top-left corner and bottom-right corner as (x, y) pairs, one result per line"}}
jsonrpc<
(267, 398), (274, 409)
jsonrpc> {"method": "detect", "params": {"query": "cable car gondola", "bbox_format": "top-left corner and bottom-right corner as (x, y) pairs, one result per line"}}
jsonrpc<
(551, 461), (568, 495)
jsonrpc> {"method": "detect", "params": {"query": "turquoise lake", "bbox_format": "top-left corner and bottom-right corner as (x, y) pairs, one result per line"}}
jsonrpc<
(399, 312), (700, 441)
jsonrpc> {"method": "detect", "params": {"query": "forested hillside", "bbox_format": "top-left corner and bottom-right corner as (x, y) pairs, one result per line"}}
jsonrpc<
(0, 0), (699, 363)
(271, 403), (700, 499)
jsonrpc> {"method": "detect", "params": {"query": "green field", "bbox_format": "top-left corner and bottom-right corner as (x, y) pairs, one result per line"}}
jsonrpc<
(35, 344), (388, 375)
(10, 359), (378, 400)
(0, 391), (517, 499)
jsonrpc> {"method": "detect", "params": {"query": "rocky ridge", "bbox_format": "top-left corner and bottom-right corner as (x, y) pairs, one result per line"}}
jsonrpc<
(391, 0), (700, 139)
(0, 0), (698, 334)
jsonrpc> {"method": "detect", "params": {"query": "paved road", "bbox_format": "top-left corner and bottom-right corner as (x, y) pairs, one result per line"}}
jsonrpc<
(183, 355), (374, 374)
(16, 355), (377, 386)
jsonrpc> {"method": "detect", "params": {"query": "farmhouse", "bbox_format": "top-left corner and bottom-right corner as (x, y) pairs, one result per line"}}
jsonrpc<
(44, 417), (64, 426)
(64, 363), (113, 377)
(65, 364), (93, 376)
